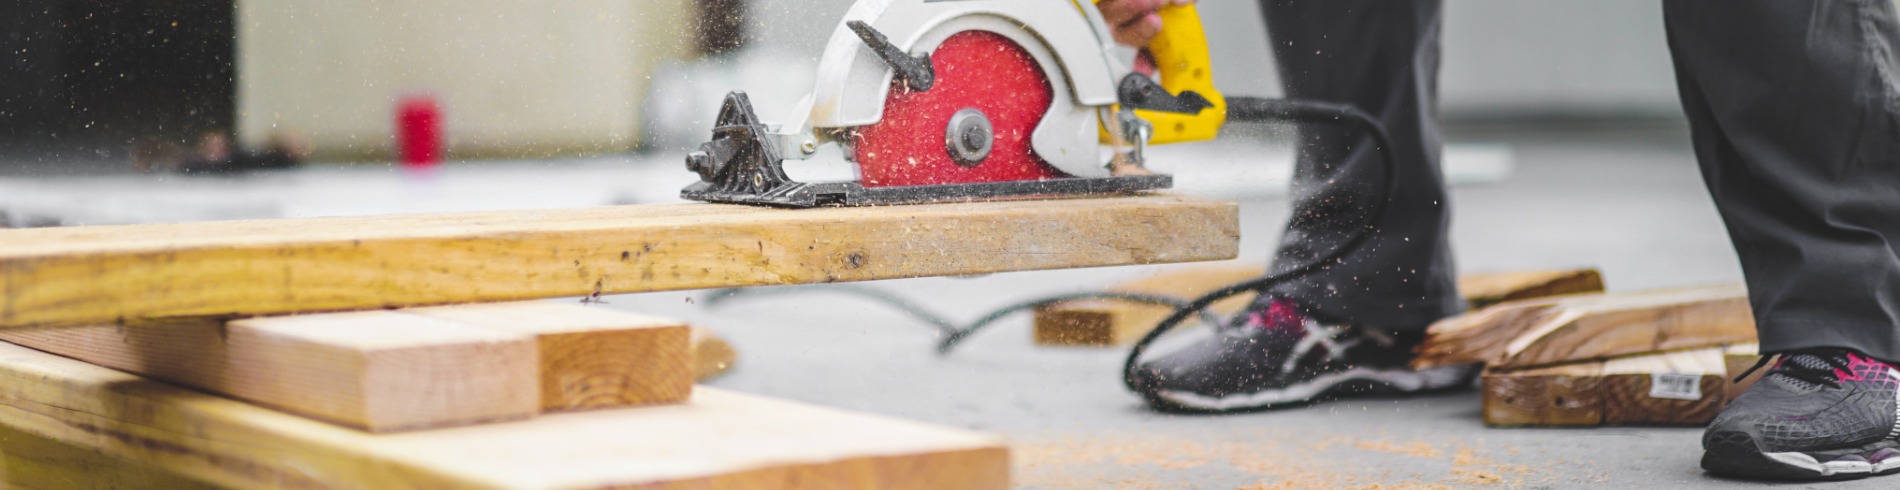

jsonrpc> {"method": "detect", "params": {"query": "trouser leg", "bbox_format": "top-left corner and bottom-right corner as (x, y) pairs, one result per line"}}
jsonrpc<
(1258, 0), (1460, 330)
(1663, 0), (1900, 359)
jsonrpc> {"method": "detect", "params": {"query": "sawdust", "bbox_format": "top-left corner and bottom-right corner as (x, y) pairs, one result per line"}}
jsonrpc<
(1015, 432), (1543, 489)
(1350, 439), (1446, 459)
(1446, 447), (1535, 487)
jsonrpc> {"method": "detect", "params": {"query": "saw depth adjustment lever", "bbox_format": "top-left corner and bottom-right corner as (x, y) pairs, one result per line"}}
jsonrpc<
(847, 21), (934, 92)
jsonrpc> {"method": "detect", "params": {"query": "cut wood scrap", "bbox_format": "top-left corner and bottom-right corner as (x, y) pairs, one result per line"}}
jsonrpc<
(0, 342), (1009, 489)
(1416, 283), (1754, 370)
(1034, 264), (1262, 346)
(1722, 343), (1767, 403)
(0, 311), (539, 432)
(1482, 361), (1603, 427)
(1032, 265), (1603, 347)
(1483, 346), (1732, 427)
(692, 326), (738, 381)
(0, 195), (1238, 329)
(403, 302), (692, 411)
(1459, 269), (1605, 309)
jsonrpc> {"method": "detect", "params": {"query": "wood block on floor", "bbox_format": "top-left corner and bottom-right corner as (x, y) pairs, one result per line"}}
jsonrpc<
(0, 342), (1009, 489)
(1033, 264), (1262, 346)
(692, 325), (738, 381)
(0, 312), (539, 432)
(1417, 283), (1754, 370)
(404, 302), (693, 412)
(0, 195), (1238, 329)
(1482, 346), (1733, 427)
(1032, 266), (1603, 347)
(1482, 361), (1604, 427)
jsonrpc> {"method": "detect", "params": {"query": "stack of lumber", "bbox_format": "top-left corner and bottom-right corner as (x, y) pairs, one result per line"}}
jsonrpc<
(1032, 266), (1602, 346)
(1414, 283), (1762, 427)
(1481, 344), (1757, 427)
(0, 195), (1240, 488)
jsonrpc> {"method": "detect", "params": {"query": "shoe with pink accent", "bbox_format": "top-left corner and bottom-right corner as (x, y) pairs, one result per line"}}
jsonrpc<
(1128, 296), (1475, 412)
(1703, 348), (1900, 480)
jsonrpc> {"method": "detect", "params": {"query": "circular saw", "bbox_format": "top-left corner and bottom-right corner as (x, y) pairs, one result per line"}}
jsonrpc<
(682, 0), (1228, 207)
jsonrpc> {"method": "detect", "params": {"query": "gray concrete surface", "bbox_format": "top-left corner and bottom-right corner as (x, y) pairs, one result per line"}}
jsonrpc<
(2, 124), (1880, 488)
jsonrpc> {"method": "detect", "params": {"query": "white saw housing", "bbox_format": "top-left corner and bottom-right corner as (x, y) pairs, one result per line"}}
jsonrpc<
(803, 0), (1130, 178)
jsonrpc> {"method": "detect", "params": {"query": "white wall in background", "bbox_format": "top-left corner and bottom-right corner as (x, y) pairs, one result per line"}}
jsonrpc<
(236, 0), (694, 159)
(747, 0), (1682, 120)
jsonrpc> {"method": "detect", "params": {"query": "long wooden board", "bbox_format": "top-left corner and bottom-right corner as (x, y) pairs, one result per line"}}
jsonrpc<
(0, 424), (218, 490)
(1033, 266), (1602, 347)
(1, 302), (701, 430)
(1416, 283), (1754, 370)
(405, 302), (693, 411)
(1482, 345), (1743, 427)
(0, 195), (1238, 329)
(0, 342), (1009, 489)
(0, 312), (539, 432)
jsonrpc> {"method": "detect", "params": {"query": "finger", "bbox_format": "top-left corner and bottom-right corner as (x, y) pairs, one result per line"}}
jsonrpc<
(1111, 12), (1164, 48)
(1099, 0), (1164, 26)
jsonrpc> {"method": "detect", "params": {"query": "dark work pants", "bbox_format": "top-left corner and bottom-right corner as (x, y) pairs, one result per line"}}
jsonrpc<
(1262, 0), (1900, 360)
(1666, 0), (1900, 360)
(1259, 0), (1462, 330)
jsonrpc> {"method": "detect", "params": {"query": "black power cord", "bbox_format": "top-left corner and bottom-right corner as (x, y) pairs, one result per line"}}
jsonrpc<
(695, 96), (1399, 403)
(1119, 96), (1400, 397)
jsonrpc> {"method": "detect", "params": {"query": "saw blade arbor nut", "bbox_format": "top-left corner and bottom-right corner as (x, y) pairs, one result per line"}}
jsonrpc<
(945, 108), (993, 167)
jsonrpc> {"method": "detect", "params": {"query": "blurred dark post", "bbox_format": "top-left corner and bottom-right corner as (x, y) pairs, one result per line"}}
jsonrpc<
(0, 0), (66, 142)
(695, 0), (749, 57)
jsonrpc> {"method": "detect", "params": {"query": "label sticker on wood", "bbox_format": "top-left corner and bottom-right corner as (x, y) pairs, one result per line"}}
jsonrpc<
(1649, 373), (1702, 400)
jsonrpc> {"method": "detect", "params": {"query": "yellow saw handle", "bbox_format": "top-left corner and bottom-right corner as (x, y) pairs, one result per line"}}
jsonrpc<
(1138, 3), (1225, 144)
(1093, 2), (1226, 145)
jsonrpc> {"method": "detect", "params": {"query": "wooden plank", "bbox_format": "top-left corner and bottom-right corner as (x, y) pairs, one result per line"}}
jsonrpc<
(1459, 269), (1605, 309)
(1417, 283), (1754, 370)
(404, 302), (693, 411)
(1599, 348), (1728, 425)
(692, 326), (738, 382)
(0, 312), (539, 432)
(1482, 346), (1732, 427)
(1033, 266), (1603, 347)
(1033, 264), (1261, 346)
(1481, 361), (1604, 427)
(0, 195), (1238, 329)
(0, 424), (219, 490)
(0, 342), (1009, 489)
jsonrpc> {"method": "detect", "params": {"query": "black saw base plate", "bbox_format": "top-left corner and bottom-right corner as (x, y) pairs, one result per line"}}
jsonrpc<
(680, 174), (1173, 208)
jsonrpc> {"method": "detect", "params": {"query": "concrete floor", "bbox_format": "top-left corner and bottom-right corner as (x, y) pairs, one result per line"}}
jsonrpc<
(2, 123), (1881, 488)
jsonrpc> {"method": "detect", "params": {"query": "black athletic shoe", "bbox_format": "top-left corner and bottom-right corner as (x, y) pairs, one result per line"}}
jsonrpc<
(1702, 349), (1900, 480)
(1129, 297), (1475, 412)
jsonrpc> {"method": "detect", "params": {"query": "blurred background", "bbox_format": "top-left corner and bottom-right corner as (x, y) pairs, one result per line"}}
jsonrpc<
(0, 3), (1781, 486)
(1, 0), (1675, 167)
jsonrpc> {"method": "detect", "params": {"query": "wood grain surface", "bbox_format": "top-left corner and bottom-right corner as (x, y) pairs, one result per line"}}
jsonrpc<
(1034, 266), (1602, 347)
(405, 302), (693, 411)
(0, 312), (538, 432)
(1418, 283), (1753, 370)
(0, 195), (1239, 329)
(0, 342), (1010, 489)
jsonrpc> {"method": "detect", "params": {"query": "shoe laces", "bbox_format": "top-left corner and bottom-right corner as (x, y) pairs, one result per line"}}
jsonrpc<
(1736, 348), (1886, 390)
(1245, 298), (1396, 373)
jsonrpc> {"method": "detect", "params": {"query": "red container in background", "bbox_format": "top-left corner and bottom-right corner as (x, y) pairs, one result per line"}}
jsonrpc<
(396, 96), (443, 168)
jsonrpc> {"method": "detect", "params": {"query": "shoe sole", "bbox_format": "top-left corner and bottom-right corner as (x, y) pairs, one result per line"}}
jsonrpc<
(1702, 433), (1900, 481)
(1145, 364), (1475, 413)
